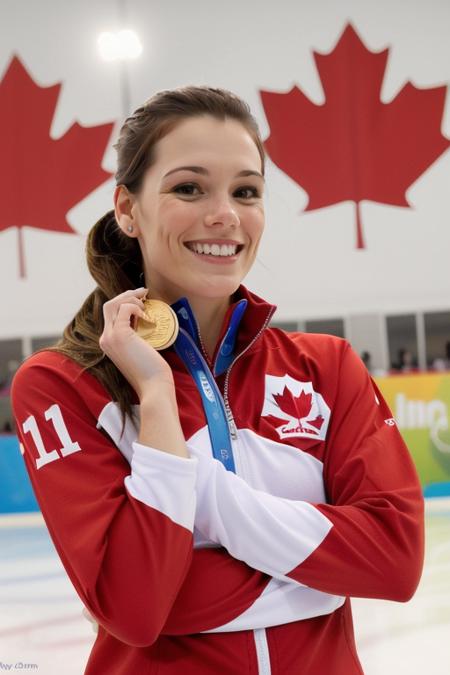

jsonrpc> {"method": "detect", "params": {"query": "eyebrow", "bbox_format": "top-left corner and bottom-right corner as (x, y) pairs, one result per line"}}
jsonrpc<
(163, 166), (265, 181)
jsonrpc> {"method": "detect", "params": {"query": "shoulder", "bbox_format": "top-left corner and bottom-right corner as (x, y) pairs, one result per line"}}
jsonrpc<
(11, 350), (111, 420)
(12, 350), (100, 390)
(14, 350), (84, 380)
(264, 327), (349, 362)
(262, 328), (369, 397)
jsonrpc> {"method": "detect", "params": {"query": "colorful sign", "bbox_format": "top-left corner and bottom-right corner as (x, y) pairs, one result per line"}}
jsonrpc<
(376, 372), (450, 497)
(0, 434), (39, 512)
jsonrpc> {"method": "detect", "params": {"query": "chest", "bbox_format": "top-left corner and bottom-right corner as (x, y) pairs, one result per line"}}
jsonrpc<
(173, 348), (334, 503)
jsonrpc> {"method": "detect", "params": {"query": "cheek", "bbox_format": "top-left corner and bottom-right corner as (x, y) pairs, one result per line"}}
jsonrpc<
(248, 207), (265, 242)
(161, 201), (199, 236)
(142, 204), (186, 247)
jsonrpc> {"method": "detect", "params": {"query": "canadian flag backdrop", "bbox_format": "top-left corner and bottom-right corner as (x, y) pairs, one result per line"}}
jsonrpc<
(1, 0), (449, 337)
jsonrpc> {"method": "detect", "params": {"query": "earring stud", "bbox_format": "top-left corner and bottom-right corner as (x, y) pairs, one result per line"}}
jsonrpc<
(127, 225), (133, 233)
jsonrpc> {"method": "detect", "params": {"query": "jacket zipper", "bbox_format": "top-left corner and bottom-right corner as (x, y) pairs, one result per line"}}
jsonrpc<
(221, 307), (275, 675)
(254, 628), (272, 675)
(194, 305), (276, 440)
(223, 307), (275, 439)
(194, 303), (275, 675)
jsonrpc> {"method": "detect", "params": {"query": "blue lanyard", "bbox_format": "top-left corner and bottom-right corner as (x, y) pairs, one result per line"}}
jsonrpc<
(171, 298), (247, 472)
(213, 299), (247, 376)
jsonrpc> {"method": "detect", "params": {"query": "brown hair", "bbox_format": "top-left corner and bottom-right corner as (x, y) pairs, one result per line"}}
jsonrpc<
(52, 86), (265, 425)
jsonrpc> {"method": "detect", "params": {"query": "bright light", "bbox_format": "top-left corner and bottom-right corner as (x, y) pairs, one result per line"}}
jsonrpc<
(98, 32), (118, 62)
(98, 29), (143, 61)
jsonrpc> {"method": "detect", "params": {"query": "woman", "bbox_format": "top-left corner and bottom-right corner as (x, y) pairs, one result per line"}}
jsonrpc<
(12, 87), (424, 674)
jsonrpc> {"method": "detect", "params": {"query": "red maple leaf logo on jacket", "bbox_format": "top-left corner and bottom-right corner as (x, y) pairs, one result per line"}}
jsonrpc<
(274, 388), (313, 423)
(260, 24), (450, 249)
(0, 56), (114, 277)
(262, 375), (330, 441)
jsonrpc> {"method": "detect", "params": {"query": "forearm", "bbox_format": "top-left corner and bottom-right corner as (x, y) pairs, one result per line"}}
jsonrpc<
(193, 452), (332, 584)
(192, 450), (423, 600)
(138, 382), (189, 458)
(161, 546), (344, 635)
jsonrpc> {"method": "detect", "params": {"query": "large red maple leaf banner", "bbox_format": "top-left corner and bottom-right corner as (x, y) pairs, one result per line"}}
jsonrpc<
(0, 56), (114, 277)
(260, 24), (450, 249)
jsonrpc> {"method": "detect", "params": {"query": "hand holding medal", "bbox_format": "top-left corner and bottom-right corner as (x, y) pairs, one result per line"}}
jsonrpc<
(135, 298), (179, 350)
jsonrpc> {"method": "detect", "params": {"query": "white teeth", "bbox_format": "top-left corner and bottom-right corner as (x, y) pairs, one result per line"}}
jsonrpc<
(188, 242), (238, 256)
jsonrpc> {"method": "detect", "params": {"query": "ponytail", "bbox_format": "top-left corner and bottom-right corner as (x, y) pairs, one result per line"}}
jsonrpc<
(49, 212), (142, 425)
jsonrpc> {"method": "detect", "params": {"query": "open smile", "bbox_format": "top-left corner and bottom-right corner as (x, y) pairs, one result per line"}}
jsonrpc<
(184, 240), (244, 259)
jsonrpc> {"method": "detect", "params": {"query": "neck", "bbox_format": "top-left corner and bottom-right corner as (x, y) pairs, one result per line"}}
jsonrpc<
(187, 295), (231, 359)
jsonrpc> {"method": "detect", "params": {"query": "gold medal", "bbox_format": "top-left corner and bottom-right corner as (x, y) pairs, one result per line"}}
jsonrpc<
(136, 299), (179, 350)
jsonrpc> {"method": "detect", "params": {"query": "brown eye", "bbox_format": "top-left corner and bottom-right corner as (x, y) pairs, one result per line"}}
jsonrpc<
(234, 186), (260, 199)
(173, 183), (202, 196)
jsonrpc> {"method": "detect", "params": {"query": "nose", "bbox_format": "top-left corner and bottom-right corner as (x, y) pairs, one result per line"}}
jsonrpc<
(203, 196), (240, 229)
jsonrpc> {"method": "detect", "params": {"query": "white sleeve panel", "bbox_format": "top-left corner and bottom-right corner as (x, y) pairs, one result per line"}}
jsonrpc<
(202, 577), (344, 633)
(125, 442), (198, 532)
(194, 452), (333, 581)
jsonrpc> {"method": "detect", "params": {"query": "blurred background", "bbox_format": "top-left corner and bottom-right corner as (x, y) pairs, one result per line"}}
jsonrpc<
(1, 0), (449, 672)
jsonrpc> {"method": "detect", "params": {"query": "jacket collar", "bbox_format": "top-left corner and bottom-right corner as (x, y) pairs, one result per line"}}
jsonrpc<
(229, 285), (277, 361)
(170, 285), (277, 376)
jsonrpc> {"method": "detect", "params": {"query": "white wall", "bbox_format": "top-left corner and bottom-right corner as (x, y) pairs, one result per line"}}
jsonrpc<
(1, 0), (450, 338)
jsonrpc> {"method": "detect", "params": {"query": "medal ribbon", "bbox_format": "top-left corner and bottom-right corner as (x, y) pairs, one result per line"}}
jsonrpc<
(213, 299), (247, 376)
(172, 298), (247, 472)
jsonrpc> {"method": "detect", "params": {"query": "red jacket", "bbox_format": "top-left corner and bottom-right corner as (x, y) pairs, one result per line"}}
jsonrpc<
(11, 286), (424, 674)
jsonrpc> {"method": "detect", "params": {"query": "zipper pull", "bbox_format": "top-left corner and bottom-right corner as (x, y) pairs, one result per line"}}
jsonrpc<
(225, 405), (238, 440)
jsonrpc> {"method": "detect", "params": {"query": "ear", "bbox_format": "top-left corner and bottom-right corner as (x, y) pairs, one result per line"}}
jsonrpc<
(114, 185), (141, 237)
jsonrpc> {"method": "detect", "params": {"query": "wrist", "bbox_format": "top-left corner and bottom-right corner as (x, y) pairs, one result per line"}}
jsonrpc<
(138, 377), (176, 406)
(138, 383), (188, 458)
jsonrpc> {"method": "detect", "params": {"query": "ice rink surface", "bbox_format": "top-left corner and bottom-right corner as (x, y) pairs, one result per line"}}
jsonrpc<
(0, 500), (448, 674)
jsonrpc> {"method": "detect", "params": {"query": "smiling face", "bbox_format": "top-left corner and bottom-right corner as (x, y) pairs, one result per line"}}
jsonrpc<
(114, 115), (265, 307)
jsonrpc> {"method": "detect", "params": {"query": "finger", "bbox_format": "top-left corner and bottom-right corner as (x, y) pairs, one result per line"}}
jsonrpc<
(102, 287), (148, 314)
(104, 296), (146, 325)
(111, 302), (147, 329)
(99, 303), (147, 352)
(121, 287), (148, 299)
(118, 287), (148, 298)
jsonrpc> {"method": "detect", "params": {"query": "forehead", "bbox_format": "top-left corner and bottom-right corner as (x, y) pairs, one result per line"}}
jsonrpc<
(152, 115), (261, 170)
